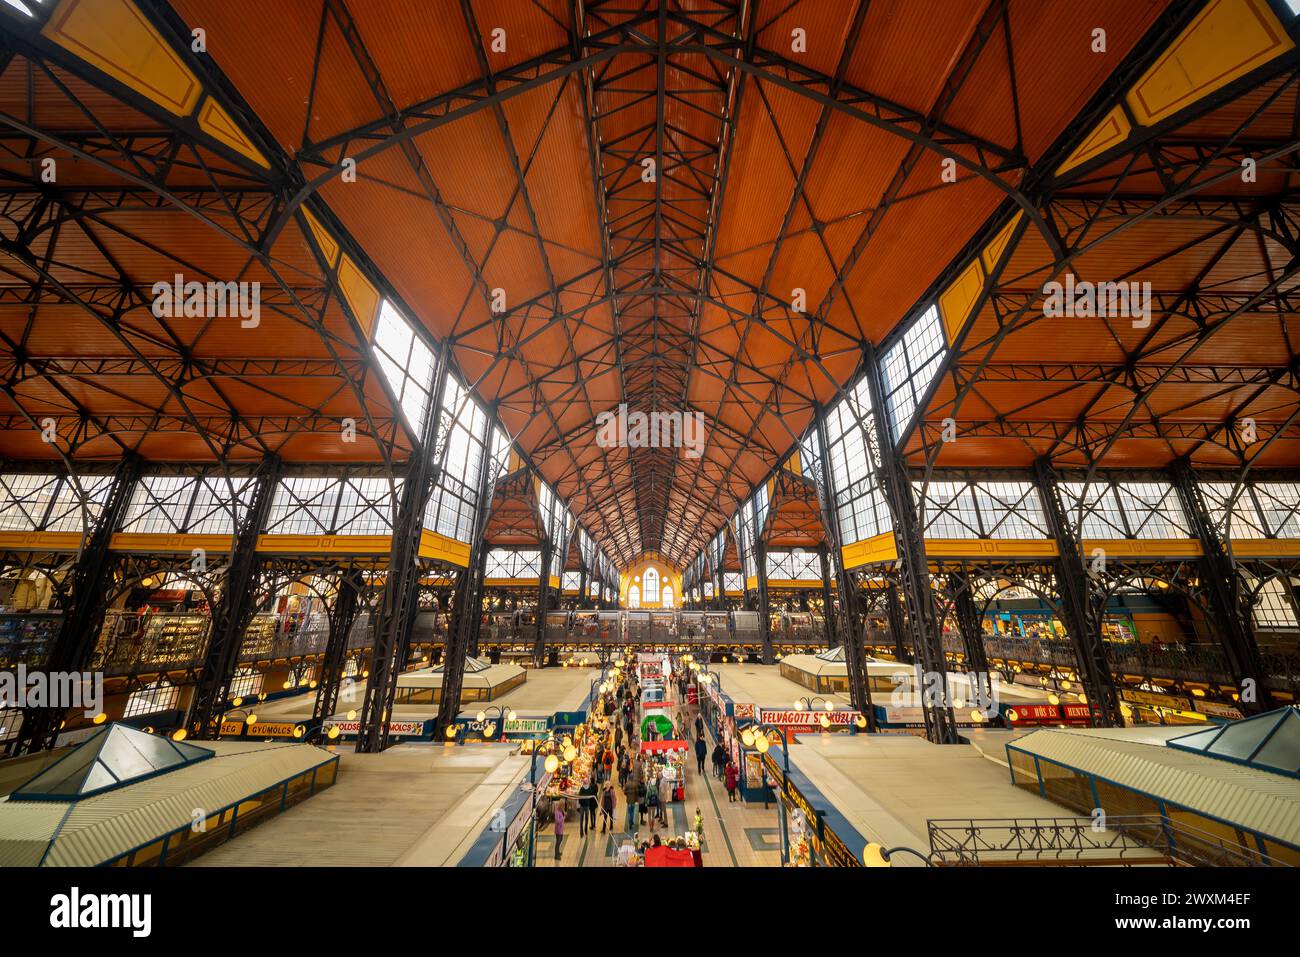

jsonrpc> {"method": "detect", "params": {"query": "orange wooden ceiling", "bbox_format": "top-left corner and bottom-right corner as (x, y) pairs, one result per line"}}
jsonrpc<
(10, 0), (1242, 568)
(909, 68), (1300, 472)
(152, 0), (1173, 565)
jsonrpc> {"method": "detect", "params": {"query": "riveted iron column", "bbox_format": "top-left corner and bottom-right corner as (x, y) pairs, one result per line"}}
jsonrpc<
(187, 455), (282, 739)
(865, 344), (956, 744)
(1032, 459), (1121, 727)
(818, 545), (837, 649)
(16, 454), (142, 754)
(311, 569), (363, 729)
(1169, 457), (1273, 713)
(533, 537), (554, 666)
(356, 345), (451, 753)
(435, 432), (498, 736)
(814, 403), (874, 725)
(886, 581), (911, 663)
(755, 539), (774, 664)
(466, 546), (489, 658)
(949, 571), (992, 705)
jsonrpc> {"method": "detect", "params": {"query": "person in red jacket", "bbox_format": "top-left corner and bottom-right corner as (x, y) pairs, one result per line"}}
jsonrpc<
(724, 760), (739, 803)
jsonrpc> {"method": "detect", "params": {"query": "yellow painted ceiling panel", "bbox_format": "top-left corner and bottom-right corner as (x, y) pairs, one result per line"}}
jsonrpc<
(44, 0), (202, 118)
(197, 96), (268, 168)
(1127, 0), (1294, 127)
(937, 257), (984, 345)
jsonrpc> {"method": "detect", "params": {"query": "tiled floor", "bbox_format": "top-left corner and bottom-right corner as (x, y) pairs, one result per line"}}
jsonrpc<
(534, 701), (782, 867)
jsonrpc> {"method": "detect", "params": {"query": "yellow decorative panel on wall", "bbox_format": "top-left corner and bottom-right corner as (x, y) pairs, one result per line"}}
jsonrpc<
(337, 255), (381, 338)
(0, 531), (85, 552)
(301, 210), (340, 267)
(109, 533), (235, 554)
(256, 534), (392, 555)
(418, 529), (470, 568)
(44, 0), (202, 117)
(840, 532), (896, 570)
(937, 257), (984, 345)
(1054, 105), (1132, 176)
(980, 212), (1023, 274)
(196, 96), (268, 167)
(1228, 538), (1300, 558)
(922, 537), (1059, 559)
(1081, 538), (1203, 558)
(1126, 0), (1293, 126)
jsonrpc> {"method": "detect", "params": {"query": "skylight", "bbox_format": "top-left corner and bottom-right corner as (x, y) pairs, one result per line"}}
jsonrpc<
(372, 300), (437, 433)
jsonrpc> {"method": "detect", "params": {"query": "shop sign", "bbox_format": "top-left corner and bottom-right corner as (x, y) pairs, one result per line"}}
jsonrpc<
(1004, 704), (1060, 725)
(1194, 700), (1244, 720)
(549, 711), (587, 728)
(1122, 689), (1192, 711)
(486, 771), (552, 867)
(762, 752), (826, 842)
(758, 708), (863, 730)
(503, 717), (549, 735)
(1061, 703), (1097, 723)
(734, 702), (755, 719)
(820, 825), (862, 868)
(220, 720), (299, 738)
(324, 719), (428, 737)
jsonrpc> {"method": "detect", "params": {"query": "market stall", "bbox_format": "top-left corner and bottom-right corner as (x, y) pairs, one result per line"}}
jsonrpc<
(640, 739), (687, 802)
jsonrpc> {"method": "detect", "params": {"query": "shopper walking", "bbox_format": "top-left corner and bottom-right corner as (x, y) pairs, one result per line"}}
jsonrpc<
(694, 735), (707, 774)
(579, 777), (597, 836)
(553, 803), (566, 859)
(712, 742), (727, 780)
(600, 783), (616, 833)
(601, 743), (615, 785)
(724, 761), (738, 803)
(623, 775), (639, 834)
(656, 772), (671, 826)
(694, 713), (704, 739)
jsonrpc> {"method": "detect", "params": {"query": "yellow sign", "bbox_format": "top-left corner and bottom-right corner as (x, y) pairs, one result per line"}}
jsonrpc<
(221, 721), (300, 738)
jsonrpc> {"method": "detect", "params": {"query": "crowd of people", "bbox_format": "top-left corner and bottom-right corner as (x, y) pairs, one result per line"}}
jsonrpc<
(545, 658), (742, 861)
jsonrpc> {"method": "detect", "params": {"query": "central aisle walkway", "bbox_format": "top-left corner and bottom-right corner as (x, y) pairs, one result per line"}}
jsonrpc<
(535, 698), (781, 867)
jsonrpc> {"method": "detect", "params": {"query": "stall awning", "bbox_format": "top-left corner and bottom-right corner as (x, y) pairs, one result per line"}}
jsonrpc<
(644, 846), (700, 867)
(640, 740), (688, 754)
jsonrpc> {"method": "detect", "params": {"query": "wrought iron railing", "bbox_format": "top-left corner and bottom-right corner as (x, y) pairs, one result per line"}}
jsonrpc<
(927, 816), (1289, 867)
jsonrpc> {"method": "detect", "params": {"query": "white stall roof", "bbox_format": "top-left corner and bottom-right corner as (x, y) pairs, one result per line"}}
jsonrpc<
(1009, 725), (1300, 846)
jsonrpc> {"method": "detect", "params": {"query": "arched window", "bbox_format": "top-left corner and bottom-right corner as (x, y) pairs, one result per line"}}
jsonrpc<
(643, 567), (659, 603)
(628, 584), (641, 608)
(661, 584), (674, 608)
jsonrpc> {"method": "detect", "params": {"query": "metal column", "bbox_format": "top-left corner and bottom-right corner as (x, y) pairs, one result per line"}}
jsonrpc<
(754, 539), (774, 664)
(532, 537), (554, 666)
(813, 404), (874, 725)
(1169, 458), (1273, 713)
(187, 455), (282, 739)
(949, 571), (992, 705)
(818, 545), (837, 648)
(1032, 459), (1122, 727)
(434, 432), (498, 736)
(865, 344), (956, 744)
(15, 454), (141, 754)
(311, 570), (363, 729)
(886, 581), (911, 663)
(356, 385), (449, 752)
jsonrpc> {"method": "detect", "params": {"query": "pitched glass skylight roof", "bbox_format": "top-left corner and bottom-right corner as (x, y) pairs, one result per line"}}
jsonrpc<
(431, 656), (492, 675)
(1168, 706), (1300, 778)
(10, 723), (214, 802)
